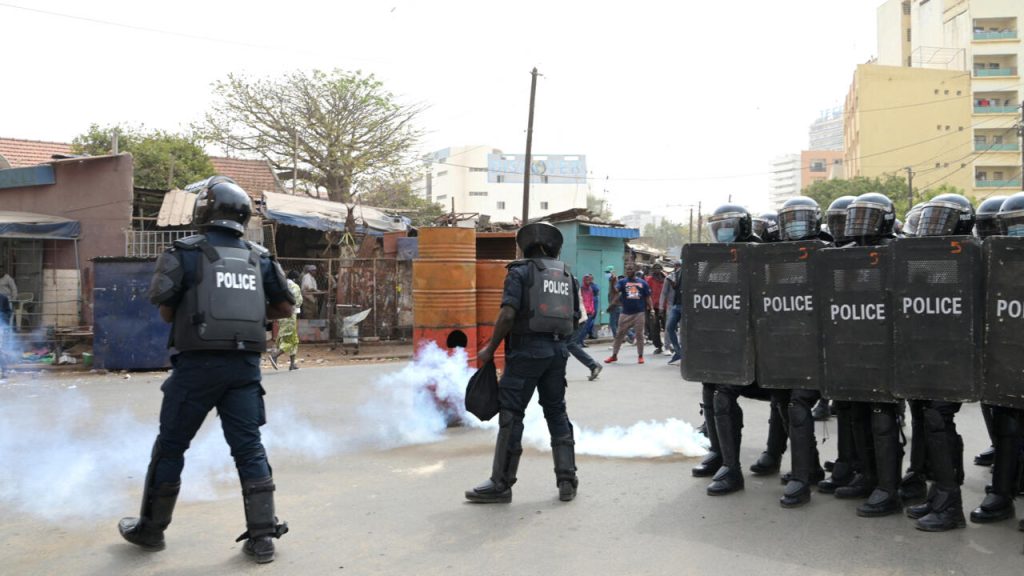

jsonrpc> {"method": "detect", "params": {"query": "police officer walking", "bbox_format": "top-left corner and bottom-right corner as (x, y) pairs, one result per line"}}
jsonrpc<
(466, 222), (579, 503)
(118, 176), (295, 563)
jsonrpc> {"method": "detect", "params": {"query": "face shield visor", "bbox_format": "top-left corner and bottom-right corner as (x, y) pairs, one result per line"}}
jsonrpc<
(844, 201), (889, 238)
(707, 211), (745, 243)
(825, 211), (847, 241)
(974, 216), (1000, 239)
(916, 201), (964, 237)
(778, 207), (818, 241)
(998, 210), (1024, 237)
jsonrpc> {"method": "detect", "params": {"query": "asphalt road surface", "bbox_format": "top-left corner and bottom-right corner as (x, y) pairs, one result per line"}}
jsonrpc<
(2, 345), (1020, 576)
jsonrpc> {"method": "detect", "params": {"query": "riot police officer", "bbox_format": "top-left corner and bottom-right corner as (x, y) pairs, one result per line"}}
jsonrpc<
(816, 195), (861, 493)
(775, 196), (834, 507)
(753, 211), (781, 243)
(467, 222), (579, 503)
(970, 194), (1021, 527)
(902, 193), (976, 531)
(832, 192), (904, 517)
(118, 176), (295, 563)
(969, 196), (1008, 470)
(699, 204), (764, 495)
(903, 202), (925, 237)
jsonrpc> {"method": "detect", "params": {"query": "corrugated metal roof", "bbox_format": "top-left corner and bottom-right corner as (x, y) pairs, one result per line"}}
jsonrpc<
(583, 224), (640, 239)
(263, 191), (408, 234)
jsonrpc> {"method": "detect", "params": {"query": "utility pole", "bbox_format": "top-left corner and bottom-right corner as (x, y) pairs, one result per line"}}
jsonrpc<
(688, 206), (694, 243)
(521, 67), (539, 225)
(905, 167), (915, 213)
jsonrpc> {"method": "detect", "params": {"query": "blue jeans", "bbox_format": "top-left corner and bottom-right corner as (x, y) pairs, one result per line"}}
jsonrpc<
(578, 314), (596, 345)
(608, 306), (621, 337)
(666, 304), (681, 354)
(568, 321), (598, 370)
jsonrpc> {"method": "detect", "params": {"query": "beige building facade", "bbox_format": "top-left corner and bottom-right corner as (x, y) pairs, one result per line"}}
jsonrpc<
(844, 64), (973, 195)
(876, 0), (1023, 198)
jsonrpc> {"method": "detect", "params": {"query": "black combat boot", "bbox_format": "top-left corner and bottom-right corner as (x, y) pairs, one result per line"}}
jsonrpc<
(818, 461), (854, 495)
(119, 481), (181, 550)
(916, 487), (966, 532)
(466, 410), (522, 503)
(752, 397), (788, 476)
(974, 447), (995, 467)
(971, 409), (1019, 523)
(236, 477), (288, 564)
(975, 403), (996, 467)
(707, 390), (744, 496)
(781, 393), (817, 508)
(906, 484), (937, 520)
(834, 473), (874, 499)
(551, 433), (578, 502)
(693, 390), (721, 478)
(858, 405), (903, 517)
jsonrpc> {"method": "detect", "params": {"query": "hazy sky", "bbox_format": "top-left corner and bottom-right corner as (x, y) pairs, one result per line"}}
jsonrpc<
(0, 1), (880, 221)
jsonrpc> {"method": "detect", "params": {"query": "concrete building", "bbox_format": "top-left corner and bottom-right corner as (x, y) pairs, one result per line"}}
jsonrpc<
(620, 210), (664, 232)
(844, 64), (973, 194)
(809, 108), (845, 151)
(419, 145), (588, 224)
(876, 0), (1024, 197)
(800, 150), (845, 191)
(769, 154), (801, 209)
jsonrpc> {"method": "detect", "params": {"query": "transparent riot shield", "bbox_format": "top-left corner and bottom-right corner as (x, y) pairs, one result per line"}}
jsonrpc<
(815, 246), (894, 403)
(681, 243), (754, 385)
(751, 241), (828, 391)
(982, 237), (1024, 410)
(892, 237), (982, 402)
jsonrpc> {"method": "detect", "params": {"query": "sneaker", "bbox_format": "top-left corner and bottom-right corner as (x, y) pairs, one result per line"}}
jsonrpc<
(588, 365), (602, 381)
(638, 356), (645, 364)
(667, 353), (681, 365)
(653, 348), (663, 355)
(604, 356), (618, 364)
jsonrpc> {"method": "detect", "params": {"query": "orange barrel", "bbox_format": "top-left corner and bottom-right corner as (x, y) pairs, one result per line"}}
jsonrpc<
(476, 259), (511, 370)
(413, 227), (477, 363)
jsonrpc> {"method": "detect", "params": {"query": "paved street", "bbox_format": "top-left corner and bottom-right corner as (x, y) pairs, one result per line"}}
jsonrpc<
(2, 347), (1021, 576)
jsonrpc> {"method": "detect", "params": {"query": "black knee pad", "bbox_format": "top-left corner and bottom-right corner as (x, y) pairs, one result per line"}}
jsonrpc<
(923, 406), (946, 435)
(871, 405), (897, 436)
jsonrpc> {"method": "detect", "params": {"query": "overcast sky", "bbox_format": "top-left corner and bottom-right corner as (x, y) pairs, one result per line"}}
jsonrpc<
(0, 0), (880, 221)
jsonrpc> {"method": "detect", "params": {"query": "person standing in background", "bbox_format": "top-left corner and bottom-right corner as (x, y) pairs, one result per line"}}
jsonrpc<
(663, 259), (683, 365)
(605, 266), (620, 338)
(568, 277), (602, 381)
(605, 266), (653, 364)
(300, 265), (319, 319)
(579, 274), (599, 347)
(645, 263), (666, 355)
(270, 270), (304, 371)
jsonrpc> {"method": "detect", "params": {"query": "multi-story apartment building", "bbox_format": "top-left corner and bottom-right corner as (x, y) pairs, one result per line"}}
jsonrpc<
(418, 145), (588, 224)
(877, 0), (1023, 198)
(809, 108), (846, 151)
(844, 64), (973, 197)
(801, 150), (846, 191)
(769, 154), (801, 209)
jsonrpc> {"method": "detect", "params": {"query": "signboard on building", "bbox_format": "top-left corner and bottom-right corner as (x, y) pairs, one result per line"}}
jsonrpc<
(487, 154), (586, 184)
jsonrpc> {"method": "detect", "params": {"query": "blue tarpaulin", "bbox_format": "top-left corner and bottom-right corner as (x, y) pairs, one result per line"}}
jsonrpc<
(0, 211), (80, 239)
(583, 224), (639, 239)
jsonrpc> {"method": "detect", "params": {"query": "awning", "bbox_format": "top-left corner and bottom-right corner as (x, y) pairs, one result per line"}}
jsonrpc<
(583, 224), (640, 239)
(0, 211), (80, 239)
(263, 191), (409, 236)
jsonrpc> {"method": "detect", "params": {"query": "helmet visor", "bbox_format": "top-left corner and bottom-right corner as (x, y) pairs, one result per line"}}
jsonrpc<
(974, 217), (1000, 239)
(779, 208), (817, 241)
(825, 212), (847, 240)
(708, 211), (746, 243)
(917, 203), (961, 237)
(844, 205), (888, 238)
(751, 218), (768, 239)
(999, 210), (1024, 237)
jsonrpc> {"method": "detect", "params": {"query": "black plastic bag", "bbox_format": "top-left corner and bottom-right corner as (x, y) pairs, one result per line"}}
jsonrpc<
(465, 361), (499, 421)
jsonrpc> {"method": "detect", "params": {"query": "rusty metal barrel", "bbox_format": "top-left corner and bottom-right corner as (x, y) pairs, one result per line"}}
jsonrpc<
(413, 227), (477, 362)
(476, 259), (511, 370)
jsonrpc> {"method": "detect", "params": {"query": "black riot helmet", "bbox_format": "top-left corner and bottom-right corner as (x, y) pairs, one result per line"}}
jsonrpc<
(516, 221), (563, 258)
(974, 195), (1008, 239)
(917, 193), (975, 237)
(188, 176), (252, 236)
(825, 195), (857, 242)
(707, 204), (754, 243)
(996, 192), (1024, 237)
(752, 211), (780, 242)
(903, 202), (925, 237)
(845, 192), (896, 241)
(778, 197), (822, 241)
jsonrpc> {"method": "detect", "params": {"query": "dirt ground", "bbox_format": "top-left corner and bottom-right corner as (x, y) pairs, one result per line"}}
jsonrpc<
(261, 340), (415, 371)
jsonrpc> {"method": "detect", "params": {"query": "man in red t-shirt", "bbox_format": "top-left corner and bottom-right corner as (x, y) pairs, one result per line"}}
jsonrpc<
(644, 263), (666, 354)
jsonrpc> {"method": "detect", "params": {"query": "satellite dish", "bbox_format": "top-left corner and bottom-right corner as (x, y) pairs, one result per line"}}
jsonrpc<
(0, 154), (10, 170)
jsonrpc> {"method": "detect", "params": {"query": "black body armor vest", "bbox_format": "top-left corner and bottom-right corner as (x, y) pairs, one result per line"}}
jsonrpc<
(511, 258), (575, 337)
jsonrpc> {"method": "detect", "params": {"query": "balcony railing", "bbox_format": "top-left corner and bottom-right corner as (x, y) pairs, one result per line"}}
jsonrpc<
(974, 105), (1019, 113)
(974, 68), (1017, 77)
(974, 31), (1018, 40)
(975, 143), (1021, 152)
(976, 179), (1023, 188)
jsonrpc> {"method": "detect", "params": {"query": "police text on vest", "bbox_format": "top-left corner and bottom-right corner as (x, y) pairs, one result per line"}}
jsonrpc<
(216, 271), (258, 290)
(543, 279), (571, 296)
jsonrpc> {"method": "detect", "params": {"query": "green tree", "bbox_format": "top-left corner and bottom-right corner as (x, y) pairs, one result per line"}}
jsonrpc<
(72, 124), (214, 190)
(642, 219), (687, 251)
(802, 175), (969, 220)
(199, 69), (424, 203)
(359, 177), (444, 227)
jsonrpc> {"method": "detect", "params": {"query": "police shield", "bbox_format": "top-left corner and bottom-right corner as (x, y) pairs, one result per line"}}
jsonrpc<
(681, 243), (754, 385)
(750, 241), (827, 391)
(892, 237), (982, 402)
(982, 237), (1024, 409)
(815, 246), (894, 403)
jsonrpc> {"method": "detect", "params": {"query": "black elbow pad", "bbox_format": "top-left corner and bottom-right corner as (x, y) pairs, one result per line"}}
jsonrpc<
(148, 252), (182, 304)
